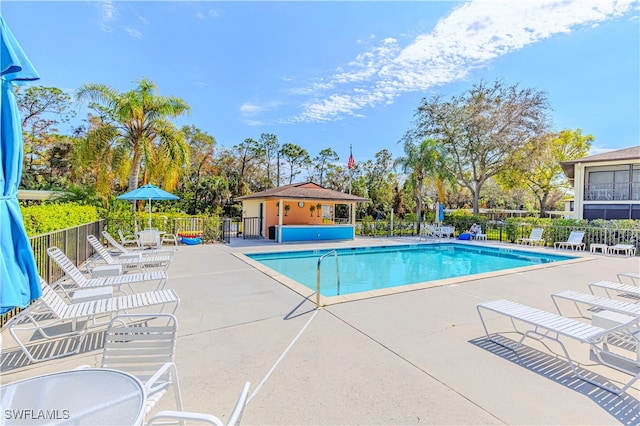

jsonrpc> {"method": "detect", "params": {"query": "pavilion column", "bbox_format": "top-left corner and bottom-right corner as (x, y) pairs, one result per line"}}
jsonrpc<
(352, 203), (357, 239)
(278, 198), (283, 243)
(351, 202), (356, 224)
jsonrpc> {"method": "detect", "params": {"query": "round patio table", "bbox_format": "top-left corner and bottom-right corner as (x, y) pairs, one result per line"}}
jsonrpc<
(0, 368), (146, 425)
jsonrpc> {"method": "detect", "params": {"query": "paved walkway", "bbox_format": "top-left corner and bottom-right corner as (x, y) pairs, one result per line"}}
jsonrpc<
(2, 237), (639, 425)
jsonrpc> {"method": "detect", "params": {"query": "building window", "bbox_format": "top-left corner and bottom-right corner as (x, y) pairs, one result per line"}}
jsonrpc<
(586, 169), (633, 201)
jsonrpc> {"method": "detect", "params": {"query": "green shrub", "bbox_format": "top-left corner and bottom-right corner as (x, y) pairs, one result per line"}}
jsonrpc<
(20, 203), (99, 236)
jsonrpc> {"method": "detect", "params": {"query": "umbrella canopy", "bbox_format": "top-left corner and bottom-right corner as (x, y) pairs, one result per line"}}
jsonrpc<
(117, 183), (179, 229)
(0, 16), (41, 313)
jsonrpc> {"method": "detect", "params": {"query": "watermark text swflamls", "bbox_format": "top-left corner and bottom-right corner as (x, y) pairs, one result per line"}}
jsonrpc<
(5, 409), (71, 421)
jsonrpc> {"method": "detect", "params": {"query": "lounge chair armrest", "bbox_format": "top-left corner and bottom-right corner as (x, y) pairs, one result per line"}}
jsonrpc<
(145, 362), (179, 394)
(146, 410), (224, 426)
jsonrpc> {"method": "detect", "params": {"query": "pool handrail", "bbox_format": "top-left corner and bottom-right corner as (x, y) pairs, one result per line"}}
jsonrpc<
(316, 250), (340, 308)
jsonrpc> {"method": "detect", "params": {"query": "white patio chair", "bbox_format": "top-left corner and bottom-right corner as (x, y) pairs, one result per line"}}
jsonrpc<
(138, 229), (162, 249)
(477, 299), (639, 394)
(88, 235), (171, 271)
(119, 229), (140, 247)
(441, 226), (456, 238)
(161, 229), (180, 246)
(102, 230), (176, 257)
(554, 230), (585, 251)
(47, 246), (168, 294)
(517, 228), (545, 246)
(99, 314), (183, 417)
(5, 279), (180, 363)
(146, 381), (251, 426)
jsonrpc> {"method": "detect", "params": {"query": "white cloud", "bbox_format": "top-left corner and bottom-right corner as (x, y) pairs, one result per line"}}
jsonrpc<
(96, 1), (146, 39)
(240, 100), (282, 116)
(123, 27), (143, 39)
(240, 103), (263, 114)
(291, 0), (639, 123)
(196, 9), (221, 20)
(98, 0), (116, 32)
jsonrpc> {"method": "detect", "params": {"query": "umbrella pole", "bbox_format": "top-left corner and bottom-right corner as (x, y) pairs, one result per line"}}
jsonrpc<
(148, 198), (153, 229)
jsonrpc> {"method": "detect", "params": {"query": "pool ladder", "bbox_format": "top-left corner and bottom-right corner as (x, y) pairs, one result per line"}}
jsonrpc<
(316, 250), (341, 308)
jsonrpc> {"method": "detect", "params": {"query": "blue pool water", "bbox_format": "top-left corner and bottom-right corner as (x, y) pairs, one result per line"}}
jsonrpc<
(246, 243), (575, 297)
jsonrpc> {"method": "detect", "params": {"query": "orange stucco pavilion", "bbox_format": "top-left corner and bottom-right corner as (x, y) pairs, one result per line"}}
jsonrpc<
(235, 182), (369, 242)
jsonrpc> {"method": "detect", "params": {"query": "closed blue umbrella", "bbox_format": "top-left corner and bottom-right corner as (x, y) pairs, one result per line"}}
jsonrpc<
(117, 183), (179, 229)
(0, 16), (41, 314)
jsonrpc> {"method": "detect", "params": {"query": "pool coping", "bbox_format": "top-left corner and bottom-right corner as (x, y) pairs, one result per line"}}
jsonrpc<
(233, 240), (594, 306)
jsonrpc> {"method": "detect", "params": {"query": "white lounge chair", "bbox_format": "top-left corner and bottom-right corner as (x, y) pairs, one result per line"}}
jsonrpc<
(608, 244), (637, 257)
(477, 299), (640, 394)
(99, 314), (183, 416)
(102, 231), (176, 257)
(551, 290), (640, 318)
(470, 226), (487, 241)
(119, 229), (140, 247)
(146, 381), (251, 426)
(517, 228), (545, 246)
(588, 280), (640, 300)
(618, 272), (640, 286)
(87, 235), (171, 271)
(554, 231), (585, 251)
(47, 246), (168, 294)
(6, 279), (179, 363)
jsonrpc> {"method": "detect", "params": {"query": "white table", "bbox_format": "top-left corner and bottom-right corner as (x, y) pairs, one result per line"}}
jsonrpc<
(589, 243), (608, 254)
(0, 368), (146, 425)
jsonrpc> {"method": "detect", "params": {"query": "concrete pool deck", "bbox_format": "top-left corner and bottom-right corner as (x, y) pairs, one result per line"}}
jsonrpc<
(1, 237), (639, 425)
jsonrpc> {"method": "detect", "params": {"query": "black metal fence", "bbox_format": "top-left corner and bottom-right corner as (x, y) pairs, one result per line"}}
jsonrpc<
(242, 217), (261, 239)
(356, 219), (639, 254)
(1, 220), (105, 328)
(30, 220), (105, 285)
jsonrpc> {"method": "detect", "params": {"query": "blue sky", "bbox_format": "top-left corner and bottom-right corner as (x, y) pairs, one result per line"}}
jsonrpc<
(2, 1), (638, 166)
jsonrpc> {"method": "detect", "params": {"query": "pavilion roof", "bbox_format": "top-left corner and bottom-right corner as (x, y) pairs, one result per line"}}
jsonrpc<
(235, 182), (369, 203)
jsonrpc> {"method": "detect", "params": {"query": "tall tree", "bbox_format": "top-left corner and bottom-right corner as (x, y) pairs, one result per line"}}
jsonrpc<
(360, 149), (395, 218)
(406, 79), (551, 214)
(279, 143), (311, 184)
(76, 78), (191, 192)
(181, 125), (216, 214)
(258, 133), (279, 187)
(499, 128), (593, 216)
(17, 86), (75, 187)
(312, 148), (339, 186)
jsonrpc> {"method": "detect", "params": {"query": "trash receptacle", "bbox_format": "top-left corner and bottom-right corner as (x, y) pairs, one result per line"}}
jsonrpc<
(268, 226), (275, 240)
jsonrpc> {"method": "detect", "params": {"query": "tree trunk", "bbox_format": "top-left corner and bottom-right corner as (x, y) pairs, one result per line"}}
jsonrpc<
(415, 179), (423, 234)
(128, 150), (142, 191)
(538, 193), (548, 218)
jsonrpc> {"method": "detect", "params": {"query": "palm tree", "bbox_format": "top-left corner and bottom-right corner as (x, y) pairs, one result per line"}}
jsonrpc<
(395, 138), (452, 231)
(76, 78), (191, 192)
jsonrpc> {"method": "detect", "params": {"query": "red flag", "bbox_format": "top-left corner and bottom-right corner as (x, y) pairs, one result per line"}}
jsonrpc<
(347, 153), (355, 170)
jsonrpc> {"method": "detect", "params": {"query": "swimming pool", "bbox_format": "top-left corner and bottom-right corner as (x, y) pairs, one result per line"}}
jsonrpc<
(245, 243), (575, 297)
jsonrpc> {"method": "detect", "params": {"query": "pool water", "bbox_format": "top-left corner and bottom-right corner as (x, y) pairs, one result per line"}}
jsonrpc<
(246, 243), (574, 297)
